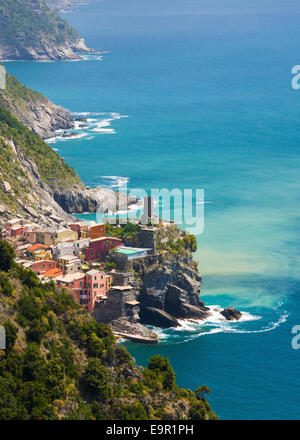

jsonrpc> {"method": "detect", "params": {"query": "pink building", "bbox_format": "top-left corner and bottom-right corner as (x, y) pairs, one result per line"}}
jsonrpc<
(55, 270), (107, 312)
(11, 226), (25, 237)
(83, 237), (123, 262)
(85, 269), (107, 302)
(31, 260), (57, 275)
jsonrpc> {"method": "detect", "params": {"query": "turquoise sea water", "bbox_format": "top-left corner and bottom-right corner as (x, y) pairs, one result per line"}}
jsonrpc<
(4, 0), (300, 419)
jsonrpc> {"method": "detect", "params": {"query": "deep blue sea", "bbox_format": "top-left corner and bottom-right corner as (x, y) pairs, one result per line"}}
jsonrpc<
(4, 0), (300, 419)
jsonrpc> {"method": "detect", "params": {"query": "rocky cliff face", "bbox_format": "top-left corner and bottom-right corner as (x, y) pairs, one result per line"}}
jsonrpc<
(0, 74), (74, 139)
(133, 253), (210, 328)
(0, 80), (135, 228)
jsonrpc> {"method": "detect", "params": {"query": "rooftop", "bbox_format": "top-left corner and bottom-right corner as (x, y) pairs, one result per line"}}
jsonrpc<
(42, 268), (63, 278)
(86, 269), (101, 276)
(114, 246), (152, 256)
(27, 244), (50, 252)
(58, 254), (80, 262)
(110, 285), (133, 291)
(91, 236), (122, 243)
(125, 300), (140, 306)
(56, 272), (85, 283)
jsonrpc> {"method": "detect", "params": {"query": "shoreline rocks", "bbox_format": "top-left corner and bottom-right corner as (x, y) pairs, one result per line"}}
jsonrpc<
(221, 307), (242, 321)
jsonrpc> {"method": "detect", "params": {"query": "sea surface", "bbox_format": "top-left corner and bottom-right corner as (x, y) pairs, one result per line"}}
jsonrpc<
(4, 0), (300, 419)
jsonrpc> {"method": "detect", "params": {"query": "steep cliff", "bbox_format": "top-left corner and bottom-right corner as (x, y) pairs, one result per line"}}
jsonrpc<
(0, 73), (74, 139)
(0, 96), (134, 227)
(133, 252), (210, 328)
(0, 0), (93, 61)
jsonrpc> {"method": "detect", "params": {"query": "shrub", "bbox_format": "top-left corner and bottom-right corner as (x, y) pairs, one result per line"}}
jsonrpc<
(0, 273), (13, 296)
(0, 241), (15, 272)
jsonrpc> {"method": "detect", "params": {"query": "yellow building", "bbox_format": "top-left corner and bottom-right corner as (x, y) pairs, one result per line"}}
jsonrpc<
(106, 274), (113, 291)
(33, 249), (52, 261)
(55, 229), (78, 244)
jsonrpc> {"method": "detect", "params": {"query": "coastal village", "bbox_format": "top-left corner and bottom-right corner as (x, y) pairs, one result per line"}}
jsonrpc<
(0, 197), (168, 344)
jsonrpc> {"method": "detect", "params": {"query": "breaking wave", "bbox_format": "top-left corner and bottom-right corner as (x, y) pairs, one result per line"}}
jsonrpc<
(146, 304), (289, 345)
(45, 112), (129, 145)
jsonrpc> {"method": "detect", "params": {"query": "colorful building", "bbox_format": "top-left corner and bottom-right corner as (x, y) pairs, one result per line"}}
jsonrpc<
(30, 260), (57, 275)
(55, 228), (78, 244)
(85, 269), (107, 302)
(35, 229), (56, 246)
(83, 237), (123, 262)
(87, 224), (106, 240)
(42, 267), (63, 279)
(26, 244), (52, 261)
(57, 255), (81, 273)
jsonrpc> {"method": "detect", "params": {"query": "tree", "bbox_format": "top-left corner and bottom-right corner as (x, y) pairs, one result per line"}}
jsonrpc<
(82, 358), (112, 401)
(3, 320), (18, 351)
(0, 240), (15, 272)
(147, 355), (176, 391)
(195, 385), (211, 400)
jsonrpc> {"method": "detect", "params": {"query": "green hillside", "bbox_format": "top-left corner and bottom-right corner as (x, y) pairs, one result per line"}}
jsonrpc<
(0, 0), (78, 47)
(0, 241), (218, 420)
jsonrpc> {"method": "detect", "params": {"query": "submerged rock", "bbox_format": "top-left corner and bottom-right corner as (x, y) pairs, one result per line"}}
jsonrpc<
(221, 307), (242, 321)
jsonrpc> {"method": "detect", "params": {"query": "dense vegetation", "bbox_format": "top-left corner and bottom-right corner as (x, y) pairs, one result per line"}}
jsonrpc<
(0, 73), (47, 110)
(106, 222), (197, 255)
(0, 0), (79, 54)
(106, 222), (141, 245)
(0, 240), (218, 420)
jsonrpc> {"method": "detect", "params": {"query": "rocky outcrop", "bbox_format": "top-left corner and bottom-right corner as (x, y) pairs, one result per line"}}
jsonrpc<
(133, 252), (210, 328)
(221, 307), (242, 321)
(0, 74), (74, 139)
(140, 307), (179, 328)
(0, 0), (96, 62)
(0, 38), (93, 62)
(45, 0), (97, 11)
(53, 185), (136, 214)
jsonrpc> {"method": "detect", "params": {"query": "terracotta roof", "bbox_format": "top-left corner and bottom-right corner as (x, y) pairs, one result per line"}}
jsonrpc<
(43, 268), (63, 278)
(27, 244), (50, 252)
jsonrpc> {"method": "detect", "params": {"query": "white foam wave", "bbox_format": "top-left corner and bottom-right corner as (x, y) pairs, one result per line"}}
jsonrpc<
(100, 176), (129, 189)
(50, 112), (129, 140)
(146, 305), (288, 345)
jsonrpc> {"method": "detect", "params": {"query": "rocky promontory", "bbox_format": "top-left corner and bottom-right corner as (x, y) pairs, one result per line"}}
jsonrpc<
(0, 0), (96, 62)
(133, 252), (211, 327)
(0, 74), (74, 139)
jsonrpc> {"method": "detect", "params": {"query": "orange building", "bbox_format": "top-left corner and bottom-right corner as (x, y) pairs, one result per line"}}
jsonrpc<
(87, 224), (106, 240)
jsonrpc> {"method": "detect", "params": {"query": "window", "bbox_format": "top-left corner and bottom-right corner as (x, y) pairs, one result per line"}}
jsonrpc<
(91, 252), (94, 257)
(101, 275), (103, 279)
(94, 276), (97, 280)
(93, 283), (98, 289)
